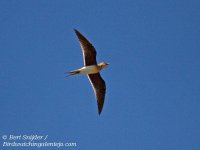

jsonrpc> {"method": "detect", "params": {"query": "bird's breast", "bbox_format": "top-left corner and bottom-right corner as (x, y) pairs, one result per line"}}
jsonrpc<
(79, 65), (99, 74)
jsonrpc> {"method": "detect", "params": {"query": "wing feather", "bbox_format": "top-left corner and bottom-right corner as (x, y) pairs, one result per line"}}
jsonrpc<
(74, 29), (97, 66)
(88, 73), (106, 114)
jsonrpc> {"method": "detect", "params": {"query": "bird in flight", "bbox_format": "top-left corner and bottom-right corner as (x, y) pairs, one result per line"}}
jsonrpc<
(67, 29), (109, 115)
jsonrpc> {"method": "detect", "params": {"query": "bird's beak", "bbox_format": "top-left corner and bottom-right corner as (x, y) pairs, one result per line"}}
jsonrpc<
(104, 63), (109, 67)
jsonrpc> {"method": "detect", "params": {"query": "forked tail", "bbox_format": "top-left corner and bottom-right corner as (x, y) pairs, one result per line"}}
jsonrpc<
(66, 70), (80, 77)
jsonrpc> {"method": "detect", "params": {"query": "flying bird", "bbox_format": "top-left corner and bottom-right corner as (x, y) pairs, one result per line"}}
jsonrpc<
(67, 29), (109, 115)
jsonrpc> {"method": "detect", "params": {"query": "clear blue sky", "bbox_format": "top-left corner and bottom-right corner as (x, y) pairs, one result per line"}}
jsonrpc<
(0, 0), (200, 149)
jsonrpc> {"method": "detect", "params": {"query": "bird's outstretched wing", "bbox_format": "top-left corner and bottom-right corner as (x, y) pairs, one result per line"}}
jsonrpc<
(74, 29), (97, 66)
(88, 73), (106, 114)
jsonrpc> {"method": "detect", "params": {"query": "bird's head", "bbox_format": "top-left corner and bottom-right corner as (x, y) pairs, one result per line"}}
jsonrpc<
(98, 62), (109, 70)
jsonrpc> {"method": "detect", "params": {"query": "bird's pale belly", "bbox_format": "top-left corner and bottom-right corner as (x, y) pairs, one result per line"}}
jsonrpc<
(79, 65), (99, 74)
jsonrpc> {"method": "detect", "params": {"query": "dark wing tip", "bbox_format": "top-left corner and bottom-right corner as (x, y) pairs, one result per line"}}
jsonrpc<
(74, 29), (86, 41)
(74, 29), (81, 36)
(98, 105), (103, 115)
(97, 93), (105, 115)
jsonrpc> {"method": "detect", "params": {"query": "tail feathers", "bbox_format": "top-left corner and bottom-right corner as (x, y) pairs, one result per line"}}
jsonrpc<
(66, 70), (80, 77)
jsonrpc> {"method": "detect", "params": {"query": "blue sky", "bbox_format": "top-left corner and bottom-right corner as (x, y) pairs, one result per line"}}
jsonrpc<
(0, 0), (200, 149)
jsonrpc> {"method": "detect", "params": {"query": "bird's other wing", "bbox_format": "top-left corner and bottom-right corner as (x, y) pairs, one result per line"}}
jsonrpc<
(74, 29), (97, 66)
(88, 73), (106, 115)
